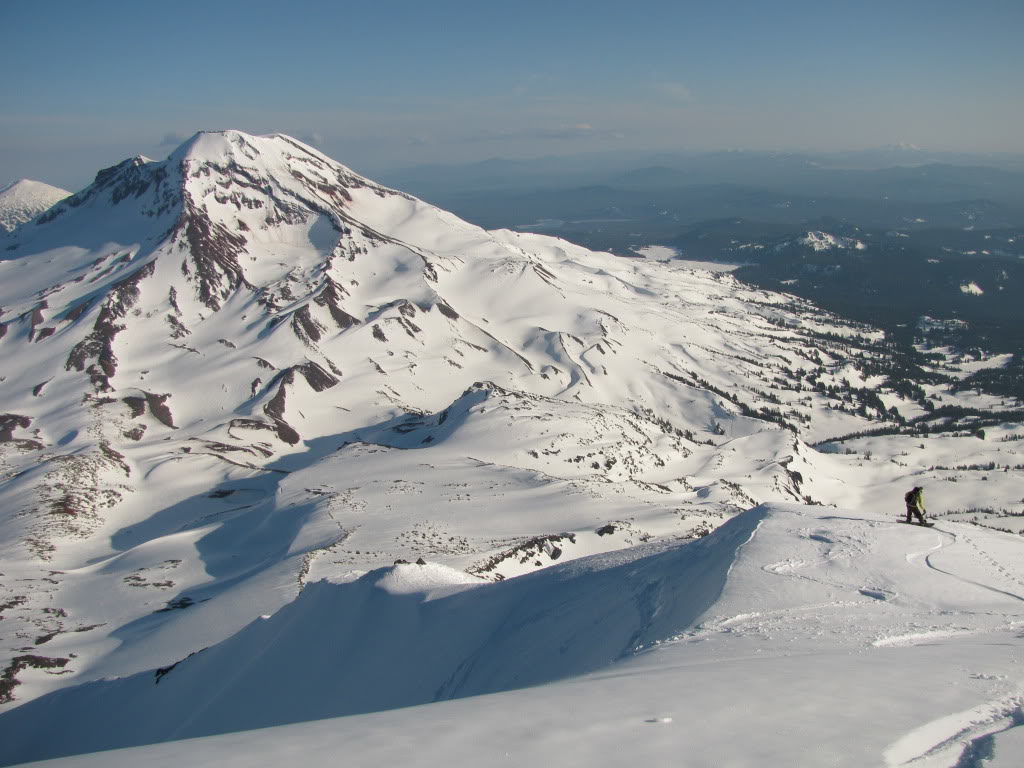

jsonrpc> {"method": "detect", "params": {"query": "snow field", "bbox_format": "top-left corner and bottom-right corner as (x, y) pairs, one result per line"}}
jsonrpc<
(4, 503), (1022, 767)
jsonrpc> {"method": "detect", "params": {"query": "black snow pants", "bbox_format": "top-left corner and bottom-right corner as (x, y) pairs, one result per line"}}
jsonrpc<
(905, 503), (926, 524)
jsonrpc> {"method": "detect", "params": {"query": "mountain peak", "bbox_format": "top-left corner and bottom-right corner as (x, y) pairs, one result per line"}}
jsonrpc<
(169, 130), (284, 165)
(167, 130), (362, 185)
(0, 178), (71, 232)
(28, 131), (382, 237)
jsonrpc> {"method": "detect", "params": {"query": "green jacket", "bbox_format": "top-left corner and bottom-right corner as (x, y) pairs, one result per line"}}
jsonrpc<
(906, 488), (925, 512)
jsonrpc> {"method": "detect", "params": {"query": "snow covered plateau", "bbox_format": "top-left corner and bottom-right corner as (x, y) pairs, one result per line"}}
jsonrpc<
(0, 131), (1021, 767)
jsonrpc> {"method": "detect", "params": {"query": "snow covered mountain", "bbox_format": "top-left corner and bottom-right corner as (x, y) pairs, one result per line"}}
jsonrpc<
(0, 179), (70, 233)
(796, 230), (867, 251)
(1, 131), (1021, 766)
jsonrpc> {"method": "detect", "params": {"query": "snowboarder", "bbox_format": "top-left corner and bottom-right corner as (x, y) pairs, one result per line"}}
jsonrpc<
(904, 486), (927, 525)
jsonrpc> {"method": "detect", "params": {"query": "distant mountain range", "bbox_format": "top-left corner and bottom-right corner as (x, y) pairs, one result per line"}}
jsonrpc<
(381, 148), (1024, 206)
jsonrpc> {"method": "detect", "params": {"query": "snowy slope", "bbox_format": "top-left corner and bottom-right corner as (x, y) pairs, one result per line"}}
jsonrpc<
(0, 179), (70, 232)
(3, 504), (1022, 767)
(1, 132), (1022, 767)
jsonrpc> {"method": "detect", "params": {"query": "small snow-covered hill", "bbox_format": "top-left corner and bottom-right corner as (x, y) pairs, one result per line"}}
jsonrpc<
(797, 229), (866, 251)
(1, 132), (1022, 766)
(0, 179), (70, 232)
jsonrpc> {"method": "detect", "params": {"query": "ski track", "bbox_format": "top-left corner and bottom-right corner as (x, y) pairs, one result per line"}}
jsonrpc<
(905, 527), (949, 565)
(922, 526), (1024, 604)
(691, 517), (1024, 653)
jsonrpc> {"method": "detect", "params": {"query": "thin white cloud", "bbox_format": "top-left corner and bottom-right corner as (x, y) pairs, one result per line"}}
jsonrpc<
(159, 131), (192, 147)
(652, 81), (693, 102)
(464, 123), (624, 143)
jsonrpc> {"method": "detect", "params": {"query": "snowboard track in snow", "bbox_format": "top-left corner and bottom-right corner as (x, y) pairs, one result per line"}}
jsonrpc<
(921, 527), (1024, 604)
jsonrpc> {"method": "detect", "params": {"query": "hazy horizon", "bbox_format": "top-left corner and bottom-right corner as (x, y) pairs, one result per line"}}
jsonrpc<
(3, 0), (1023, 190)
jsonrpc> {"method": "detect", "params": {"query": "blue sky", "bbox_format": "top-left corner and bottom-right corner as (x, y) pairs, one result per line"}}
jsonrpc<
(2, 0), (1022, 190)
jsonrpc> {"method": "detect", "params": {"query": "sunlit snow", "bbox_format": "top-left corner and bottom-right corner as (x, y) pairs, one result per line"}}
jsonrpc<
(960, 281), (984, 295)
(0, 131), (1021, 768)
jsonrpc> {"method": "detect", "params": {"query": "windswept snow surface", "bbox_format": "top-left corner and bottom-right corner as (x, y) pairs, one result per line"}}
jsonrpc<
(1, 131), (1023, 766)
(3, 504), (1022, 767)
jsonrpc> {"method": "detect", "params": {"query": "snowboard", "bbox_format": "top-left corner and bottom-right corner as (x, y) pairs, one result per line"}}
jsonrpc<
(898, 519), (934, 527)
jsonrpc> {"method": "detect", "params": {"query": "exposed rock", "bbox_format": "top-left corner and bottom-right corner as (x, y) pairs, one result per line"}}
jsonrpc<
(173, 196), (249, 311)
(314, 279), (359, 330)
(122, 396), (146, 418)
(99, 441), (130, 476)
(0, 414), (32, 443)
(290, 305), (325, 345)
(166, 314), (191, 338)
(121, 392), (175, 427)
(435, 300), (460, 320)
(62, 300), (92, 324)
(25, 301), (47, 341)
(264, 374), (300, 445)
(144, 392), (176, 429)
(0, 655), (70, 704)
(123, 426), (146, 441)
(468, 533), (578, 580)
(295, 361), (340, 392)
(155, 596), (197, 613)
(65, 262), (155, 390)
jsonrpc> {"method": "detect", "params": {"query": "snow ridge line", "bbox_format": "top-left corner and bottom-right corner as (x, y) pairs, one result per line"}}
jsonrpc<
(725, 505), (768, 580)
